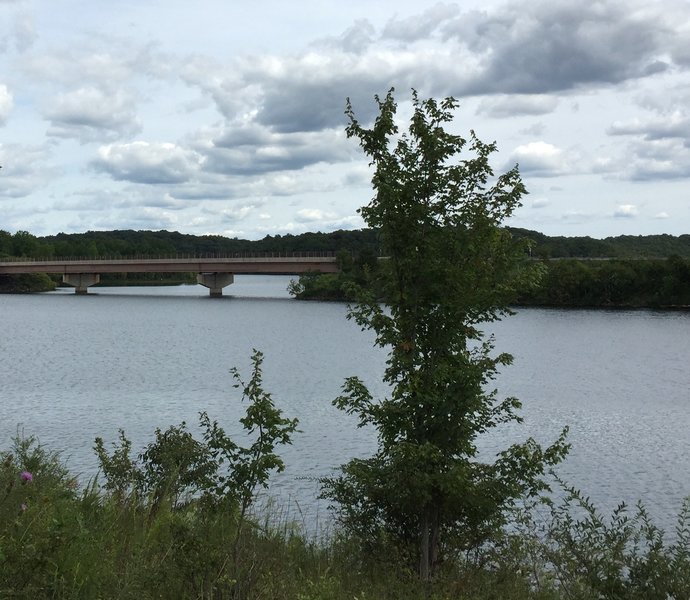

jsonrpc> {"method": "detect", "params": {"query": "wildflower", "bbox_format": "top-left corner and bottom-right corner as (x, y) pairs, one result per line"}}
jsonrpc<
(20, 471), (33, 483)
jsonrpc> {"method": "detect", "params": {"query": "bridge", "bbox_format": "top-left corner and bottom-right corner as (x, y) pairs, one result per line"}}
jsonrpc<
(0, 254), (339, 296)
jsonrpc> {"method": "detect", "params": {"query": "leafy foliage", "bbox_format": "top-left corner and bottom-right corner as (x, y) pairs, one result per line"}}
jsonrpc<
(517, 256), (690, 307)
(2, 432), (689, 598)
(94, 348), (298, 570)
(503, 483), (690, 599)
(321, 89), (569, 579)
(3, 223), (690, 262)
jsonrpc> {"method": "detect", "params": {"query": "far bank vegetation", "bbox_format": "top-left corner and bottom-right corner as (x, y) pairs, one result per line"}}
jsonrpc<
(2, 227), (690, 305)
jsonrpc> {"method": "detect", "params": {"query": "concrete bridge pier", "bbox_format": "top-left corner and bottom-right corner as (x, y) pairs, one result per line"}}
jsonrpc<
(62, 273), (100, 294)
(197, 272), (234, 297)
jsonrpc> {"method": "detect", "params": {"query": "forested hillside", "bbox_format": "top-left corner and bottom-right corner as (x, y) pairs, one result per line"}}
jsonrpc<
(2, 227), (690, 259)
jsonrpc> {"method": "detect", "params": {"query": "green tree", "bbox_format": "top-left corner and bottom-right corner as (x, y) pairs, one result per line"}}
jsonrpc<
(321, 90), (568, 579)
(0, 230), (12, 256)
(11, 230), (39, 257)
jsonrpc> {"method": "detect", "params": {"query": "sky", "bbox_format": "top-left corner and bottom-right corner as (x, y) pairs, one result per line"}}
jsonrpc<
(1, 0), (690, 240)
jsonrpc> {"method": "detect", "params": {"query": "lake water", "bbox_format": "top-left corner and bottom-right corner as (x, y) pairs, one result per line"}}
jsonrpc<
(2, 276), (689, 531)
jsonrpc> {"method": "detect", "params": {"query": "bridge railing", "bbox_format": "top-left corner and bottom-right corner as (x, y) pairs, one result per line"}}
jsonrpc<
(0, 251), (340, 263)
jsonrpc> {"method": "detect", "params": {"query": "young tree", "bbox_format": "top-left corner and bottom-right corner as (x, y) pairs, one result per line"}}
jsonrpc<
(321, 89), (569, 579)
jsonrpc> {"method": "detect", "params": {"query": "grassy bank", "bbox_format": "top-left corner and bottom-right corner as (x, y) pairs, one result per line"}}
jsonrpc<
(2, 433), (689, 599)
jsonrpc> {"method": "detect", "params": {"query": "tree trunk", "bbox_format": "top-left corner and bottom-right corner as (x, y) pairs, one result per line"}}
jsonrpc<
(430, 507), (440, 575)
(420, 507), (431, 580)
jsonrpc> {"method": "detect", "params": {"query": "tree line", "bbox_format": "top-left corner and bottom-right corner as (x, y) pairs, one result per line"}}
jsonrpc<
(0, 228), (381, 259)
(2, 225), (690, 261)
(292, 253), (690, 309)
(3, 225), (690, 307)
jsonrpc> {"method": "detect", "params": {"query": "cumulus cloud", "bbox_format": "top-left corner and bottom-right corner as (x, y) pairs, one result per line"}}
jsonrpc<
(204, 204), (259, 223)
(341, 164), (372, 188)
(320, 19), (377, 54)
(0, 9), (36, 54)
(92, 207), (181, 230)
(383, 3), (460, 42)
(507, 141), (571, 177)
(45, 87), (141, 143)
(0, 84), (12, 125)
(177, 0), (690, 138)
(249, 56), (395, 133)
(531, 198), (551, 209)
(607, 112), (690, 141)
(619, 139), (690, 181)
(92, 141), (203, 184)
(477, 94), (559, 118)
(0, 142), (56, 198)
(199, 49), (427, 133)
(202, 125), (351, 175)
(295, 208), (338, 223)
(446, 0), (680, 95)
(4, 0), (690, 237)
(11, 11), (36, 52)
(255, 213), (361, 235)
(560, 210), (598, 224)
(22, 41), (162, 89)
(614, 204), (639, 218)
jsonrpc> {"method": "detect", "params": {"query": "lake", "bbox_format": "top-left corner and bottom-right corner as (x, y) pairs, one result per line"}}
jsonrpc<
(1, 276), (689, 530)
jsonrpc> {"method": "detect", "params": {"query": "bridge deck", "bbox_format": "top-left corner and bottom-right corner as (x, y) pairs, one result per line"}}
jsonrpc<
(0, 256), (339, 275)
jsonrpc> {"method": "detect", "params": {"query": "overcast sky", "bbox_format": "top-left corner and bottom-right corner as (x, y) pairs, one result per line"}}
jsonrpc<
(1, 0), (690, 240)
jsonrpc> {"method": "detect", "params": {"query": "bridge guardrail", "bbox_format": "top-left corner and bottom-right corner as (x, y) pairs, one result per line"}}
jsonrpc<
(0, 251), (340, 263)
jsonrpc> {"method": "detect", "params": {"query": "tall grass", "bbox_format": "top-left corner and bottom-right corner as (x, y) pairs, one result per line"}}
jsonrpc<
(2, 435), (690, 599)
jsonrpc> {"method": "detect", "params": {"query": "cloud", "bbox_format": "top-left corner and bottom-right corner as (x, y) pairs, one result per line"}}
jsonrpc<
(382, 3), (460, 42)
(202, 125), (351, 175)
(0, 84), (12, 125)
(203, 203), (259, 223)
(318, 19), (377, 54)
(0, 8), (36, 54)
(531, 197), (551, 209)
(22, 40), (162, 89)
(4, 0), (690, 238)
(654, 211), (670, 219)
(0, 142), (56, 198)
(178, 0), (690, 139)
(520, 122), (547, 136)
(507, 141), (571, 177)
(446, 0), (680, 95)
(477, 94), (559, 118)
(619, 139), (690, 181)
(255, 213), (361, 235)
(249, 55), (395, 133)
(10, 11), (36, 52)
(198, 49), (426, 134)
(90, 207), (181, 230)
(341, 164), (372, 188)
(614, 204), (638, 218)
(607, 112), (690, 141)
(92, 141), (203, 184)
(560, 210), (598, 224)
(45, 87), (141, 143)
(295, 208), (338, 223)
